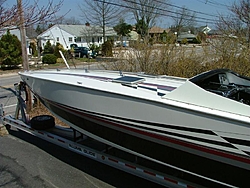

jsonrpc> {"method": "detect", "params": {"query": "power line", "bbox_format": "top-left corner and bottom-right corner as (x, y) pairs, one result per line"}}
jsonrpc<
(204, 0), (230, 8)
(93, 0), (221, 25)
(122, 0), (218, 22)
(196, 0), (230, 9)
(153, 0), (218, 18)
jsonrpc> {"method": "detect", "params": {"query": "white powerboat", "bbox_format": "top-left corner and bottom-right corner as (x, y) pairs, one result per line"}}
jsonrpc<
(19, 69), (250, 186)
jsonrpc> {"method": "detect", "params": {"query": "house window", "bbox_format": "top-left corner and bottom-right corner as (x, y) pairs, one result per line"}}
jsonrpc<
(56, 37), (59, 42)
(98, 37), (102, 43)
(69, 37), (73, 42)
(100, 37), (104, 43)
(76, 37), (81, 42)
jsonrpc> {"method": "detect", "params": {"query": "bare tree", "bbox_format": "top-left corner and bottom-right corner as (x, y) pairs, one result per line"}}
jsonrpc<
(55, 16), (82, 25)
(79, 0), (123, 41)
(80, 25), (99, 47)
(217, 0), (250, 46)
(172, 6), (196, 35)
(123, 0), (171, 37)
(0, 0), (18, 27)
(0, 0), (64, 28)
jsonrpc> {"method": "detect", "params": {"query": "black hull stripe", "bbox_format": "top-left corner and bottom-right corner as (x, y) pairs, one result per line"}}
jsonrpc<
(82, 111), (250, 158)
(223, 137), (250, 147)
(103, 118), (237, 149)
(246, 151), (250, 156)
(78, 109), (236, 149)
(80, 107), (217, 136)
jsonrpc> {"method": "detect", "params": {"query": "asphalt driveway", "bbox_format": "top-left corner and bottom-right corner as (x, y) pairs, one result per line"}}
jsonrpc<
(0, 127), (163, 188)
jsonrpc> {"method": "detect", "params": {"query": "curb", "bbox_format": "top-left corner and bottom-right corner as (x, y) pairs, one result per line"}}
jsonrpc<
(0, 72), (19, 78)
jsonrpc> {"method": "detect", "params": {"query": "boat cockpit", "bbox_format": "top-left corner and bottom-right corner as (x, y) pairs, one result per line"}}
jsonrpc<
(190, 69), (250, 105)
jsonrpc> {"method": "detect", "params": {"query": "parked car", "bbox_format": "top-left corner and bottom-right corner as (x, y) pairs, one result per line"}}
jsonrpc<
(73, 47), (97, 58)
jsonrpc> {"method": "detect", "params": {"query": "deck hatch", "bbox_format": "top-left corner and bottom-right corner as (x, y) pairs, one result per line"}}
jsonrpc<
(113, 76), (145, 85)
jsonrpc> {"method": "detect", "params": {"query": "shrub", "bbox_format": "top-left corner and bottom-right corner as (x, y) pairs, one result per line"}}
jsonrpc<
(42, 54), (57, 64)
(89, 43), (100, 54)
(0, 30), (22, 69)
(54, 42), (64, 58)
(43, 41), (54, 54)
(102, 40), (113, 57)
(56, 58), (64, 64)
(181, 38), (188, 44)
(191, 37), (201, 44)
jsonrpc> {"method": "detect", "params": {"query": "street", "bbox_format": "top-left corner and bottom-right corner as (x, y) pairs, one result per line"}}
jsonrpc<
(0, 73), (164, 188)
(0, 73), (21, 115)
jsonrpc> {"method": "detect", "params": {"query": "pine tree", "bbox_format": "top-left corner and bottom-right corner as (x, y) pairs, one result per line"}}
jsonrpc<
(43, 40), (54, 54)
(114, 19), (132, 38)
(0, 30), (22, 68)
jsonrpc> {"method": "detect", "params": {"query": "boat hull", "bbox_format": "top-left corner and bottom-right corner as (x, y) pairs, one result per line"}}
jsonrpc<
(20, 70), (250, 187)
(37, 96), (249, 187)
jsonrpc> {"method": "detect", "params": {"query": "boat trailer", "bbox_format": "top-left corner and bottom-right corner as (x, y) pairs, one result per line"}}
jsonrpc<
(0, 82), (238, 188)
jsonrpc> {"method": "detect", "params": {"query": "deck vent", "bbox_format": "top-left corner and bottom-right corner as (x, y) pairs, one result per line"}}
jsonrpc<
(113, 76), (145, 85)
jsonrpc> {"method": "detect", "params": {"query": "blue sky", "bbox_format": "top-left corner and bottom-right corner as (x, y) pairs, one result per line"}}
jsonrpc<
(60, 0), (235, 28)
(6, 0), (235, 28)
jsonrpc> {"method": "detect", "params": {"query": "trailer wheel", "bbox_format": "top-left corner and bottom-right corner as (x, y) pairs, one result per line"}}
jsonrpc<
(30, 115), (55, 130)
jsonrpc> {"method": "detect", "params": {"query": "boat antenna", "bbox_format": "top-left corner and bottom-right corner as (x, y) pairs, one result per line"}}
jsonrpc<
(59, 50), (70, 69)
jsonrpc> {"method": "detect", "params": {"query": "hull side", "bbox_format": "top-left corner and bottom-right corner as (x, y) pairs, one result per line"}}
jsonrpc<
(40, 96), (249, 187)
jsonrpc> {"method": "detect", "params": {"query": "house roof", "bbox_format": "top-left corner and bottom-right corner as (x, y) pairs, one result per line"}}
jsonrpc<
(26, 27), (38, 38)
(178, 32), (196, 39)
(198, 25), (211, 34)
(38, 24), (117, 37)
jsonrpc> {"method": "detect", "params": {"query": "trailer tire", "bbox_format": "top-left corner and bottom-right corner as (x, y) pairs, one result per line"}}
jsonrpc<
(30, 115), (55, 130)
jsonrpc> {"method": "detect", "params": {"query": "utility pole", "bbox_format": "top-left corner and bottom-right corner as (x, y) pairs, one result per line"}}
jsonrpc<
(17, 0), (32, 113)
(102, 0), (105, 43)
(17, 0), (29, 71)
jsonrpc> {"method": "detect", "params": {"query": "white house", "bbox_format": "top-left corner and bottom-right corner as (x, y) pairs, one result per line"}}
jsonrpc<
(37, 24), (118, 50)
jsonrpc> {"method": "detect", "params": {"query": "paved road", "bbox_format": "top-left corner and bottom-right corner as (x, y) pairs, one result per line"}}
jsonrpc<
(0, 73), (21, 115)
(0, 73), (164, 188)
